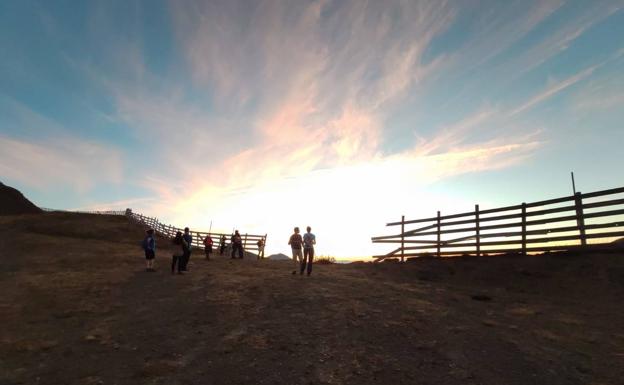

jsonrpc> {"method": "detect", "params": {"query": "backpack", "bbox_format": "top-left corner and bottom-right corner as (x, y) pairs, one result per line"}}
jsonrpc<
(141, 237), (149, 251)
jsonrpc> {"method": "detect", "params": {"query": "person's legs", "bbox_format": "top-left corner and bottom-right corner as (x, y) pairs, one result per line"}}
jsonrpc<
(171, 255), (178, 274)
(307, 248), (314, 275)
(238, 245), (244, 259)
(301, 248), (310, 274)
(291, 249), (299, 273)
(231, 245), (236, 259)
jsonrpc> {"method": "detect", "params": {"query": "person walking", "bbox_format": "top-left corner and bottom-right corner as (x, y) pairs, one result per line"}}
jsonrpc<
(288, 227), (303, 275)
(231, 230), (244, 259)
(301, 226), (316, 276)
(203, 234), (213, 260)
(142, 229), (156, 272)
(256, 238), (265, 260)
(181, 227), (193, 271)
(219, 235), (227, 255)
(171, 231), (185, 274)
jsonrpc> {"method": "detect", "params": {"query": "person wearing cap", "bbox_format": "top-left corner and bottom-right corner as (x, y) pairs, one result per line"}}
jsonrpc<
(143, 229), (156, 272)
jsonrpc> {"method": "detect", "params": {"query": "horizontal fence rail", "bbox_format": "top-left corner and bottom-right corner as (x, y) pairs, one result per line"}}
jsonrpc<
(40, 207), (268, 257)
(126, 210), (267, 256)
(371, 186), (624, 262)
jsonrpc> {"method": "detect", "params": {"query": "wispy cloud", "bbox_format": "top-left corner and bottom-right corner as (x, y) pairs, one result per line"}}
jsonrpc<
(0, 135), (123, 192)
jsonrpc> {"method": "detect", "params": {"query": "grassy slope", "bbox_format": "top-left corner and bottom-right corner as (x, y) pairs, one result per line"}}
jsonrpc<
(1, 212), (624, 385)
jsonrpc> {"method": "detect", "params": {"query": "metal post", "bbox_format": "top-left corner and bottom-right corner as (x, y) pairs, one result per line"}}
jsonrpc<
(574, 192), (587, 246)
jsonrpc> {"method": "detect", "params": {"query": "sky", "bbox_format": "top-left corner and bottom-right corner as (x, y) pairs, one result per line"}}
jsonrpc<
(1, 0), (623, 259)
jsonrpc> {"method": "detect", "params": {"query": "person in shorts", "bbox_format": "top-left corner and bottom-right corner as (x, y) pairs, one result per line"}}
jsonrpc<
(301, 226), (316, 276)
(288, 227), (303, 275)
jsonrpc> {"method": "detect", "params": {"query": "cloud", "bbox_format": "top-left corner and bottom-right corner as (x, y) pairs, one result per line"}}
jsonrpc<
(509, 63), (601, 116)
(0, 135), (123, 192)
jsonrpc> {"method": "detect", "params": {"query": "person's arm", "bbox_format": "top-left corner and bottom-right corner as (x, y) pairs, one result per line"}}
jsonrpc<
(288, 235), (291, 245)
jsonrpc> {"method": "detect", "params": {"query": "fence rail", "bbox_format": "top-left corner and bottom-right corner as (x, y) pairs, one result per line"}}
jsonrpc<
(41, 207), (268, 257)
(126, 210), (267, 257)
(371, 186), (624, 262)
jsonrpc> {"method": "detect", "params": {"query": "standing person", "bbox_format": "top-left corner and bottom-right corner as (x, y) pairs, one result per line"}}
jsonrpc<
(231, 230), (244, 259)
(288, 227), (303, 275)
(256, 238), (265, 260)
(203, 234), (213, 260)
(301, 226), (316, 276)
(171, 231), (185, 274)
(181, 227), (193, 271)
(142, 229), (156, 272)
(219, 235), (227, 255)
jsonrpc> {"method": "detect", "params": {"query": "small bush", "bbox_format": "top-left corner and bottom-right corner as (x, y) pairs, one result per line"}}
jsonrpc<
(315, 256), (336, 264)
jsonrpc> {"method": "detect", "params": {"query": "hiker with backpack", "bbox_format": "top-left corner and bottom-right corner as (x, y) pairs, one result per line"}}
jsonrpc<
(142, 229), (156, 272)
(288, 227), (303, 275)
(171, 231), (185, 274)
(203, 234), (213, 260)
(231, 230), (244, 259)
(256, 238), (265, 259)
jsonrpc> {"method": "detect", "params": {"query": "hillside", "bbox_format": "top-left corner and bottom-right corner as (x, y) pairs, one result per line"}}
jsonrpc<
(1, 212), (623, 385)
(0, 182), (42, 215)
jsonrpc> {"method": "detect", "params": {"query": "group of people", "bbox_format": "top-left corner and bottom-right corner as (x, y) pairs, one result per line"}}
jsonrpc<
(141, 226), (317, 276)
(288, 226), (316, 276)
(141, 227), (269, 273)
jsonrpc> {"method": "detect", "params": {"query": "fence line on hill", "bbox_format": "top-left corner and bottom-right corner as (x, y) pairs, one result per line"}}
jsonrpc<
(371, 186), (624, 262)
(125, 210), (267, 257)
(41, 207), (268, 257)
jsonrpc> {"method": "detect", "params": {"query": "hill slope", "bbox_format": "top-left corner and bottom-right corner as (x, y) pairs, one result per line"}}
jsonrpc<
(1, 213), (623, 385)
(0, 181), (42, 215)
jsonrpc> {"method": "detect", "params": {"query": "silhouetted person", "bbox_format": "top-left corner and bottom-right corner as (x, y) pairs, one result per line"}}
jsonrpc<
(231, 230), (244, 259)
(256, 238), (265, 259)
(181, 227), (192, 271)
(288, 227), (303, 275)
(219, 235), (227, 255)
(301, 226), (316, 276)
(203, 234), (213, 260)
(171, 231), (185, 274)
(142, 229), (156, 272)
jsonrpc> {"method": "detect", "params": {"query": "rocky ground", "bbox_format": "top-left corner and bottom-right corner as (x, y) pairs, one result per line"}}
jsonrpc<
(1, 212), (623, 385)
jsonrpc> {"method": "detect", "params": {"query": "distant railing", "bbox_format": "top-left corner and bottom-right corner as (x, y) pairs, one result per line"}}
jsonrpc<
(126, 210), (267, 257)
(371, 186), (624, 262)
(40, 207), (268, 257)
(41, 208), (127, 215)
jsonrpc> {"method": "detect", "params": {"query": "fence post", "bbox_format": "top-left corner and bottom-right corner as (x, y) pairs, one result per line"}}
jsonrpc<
(521, 203), (527, 256)
(400, 215), (405, 263)
(574, 192), (587, 246)
(244, 233), (248, 250)
(436, 211), (441, 258)
(475, 204), (480, 257)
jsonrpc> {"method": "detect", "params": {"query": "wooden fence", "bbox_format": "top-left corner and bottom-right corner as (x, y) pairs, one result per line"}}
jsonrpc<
(126, 210), (267, 257)
(371, 186), (624, 262)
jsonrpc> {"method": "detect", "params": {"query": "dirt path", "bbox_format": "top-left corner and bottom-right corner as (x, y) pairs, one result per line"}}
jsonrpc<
(1, 213), (624, 384)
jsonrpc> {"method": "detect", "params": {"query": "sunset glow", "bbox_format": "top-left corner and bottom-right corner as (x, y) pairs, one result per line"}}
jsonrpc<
(1, 1), (623, 258)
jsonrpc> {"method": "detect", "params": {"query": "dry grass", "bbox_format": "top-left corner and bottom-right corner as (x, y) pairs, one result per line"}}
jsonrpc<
(1, 212), (624, 385)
